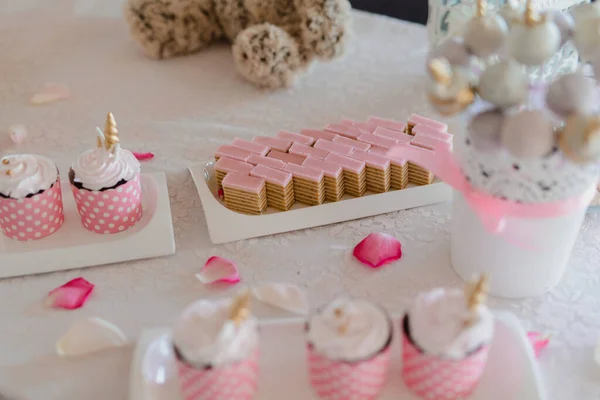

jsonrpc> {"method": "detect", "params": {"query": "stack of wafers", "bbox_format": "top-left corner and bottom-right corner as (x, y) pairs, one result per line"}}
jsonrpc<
(325, 153), (366, 197)
(222, 173), (267, 215)
(303, 157), (345, 202)
(408, 163), (435, 186)
(391, 160), (409, 189)
(284, 163), (325, 206)
(351, 150), (391, 194)
(250, 165), (295, 211)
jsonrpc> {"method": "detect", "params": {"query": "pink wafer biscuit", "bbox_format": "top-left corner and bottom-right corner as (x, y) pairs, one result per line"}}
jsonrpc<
(373, 127), (413, 144)
(252, 136), (292, 152)
(214, 145), (253, 162)
(325, 152), (365, 175)
(267, 149), (306, 165)
(177, 349), (260, 400)
(289, 142), (329, 159)
(351, 150), (391, 169)
(369, 147), (407, 166)
(402, 328), (489, 400)
(284, 163), (324, 182)
(358, 133), (399, 149)
(276, 130), (315, 146)
(0, 179), (64, 241)
(408, 113), (448, 132)
(214, 157), (254, 175)
(412, 124), (453, 143)
(251, 165), (292, 187)
(247, 154), (286, 170)
(411, 134), (450, 151)
(325, 123), (362, 140)
(222, 173), (264, 194)
(333, 135), (371, 151)
(340, 119), (377, 134)
(308, 345), (391, 400)
(231, 138), (270, 156)
(302, 157), (343, 179)
(71, 174), (142, 234)
(314, 139), (354, 156)
(300, 129), (338, 142)
(367, 116), (407, 133)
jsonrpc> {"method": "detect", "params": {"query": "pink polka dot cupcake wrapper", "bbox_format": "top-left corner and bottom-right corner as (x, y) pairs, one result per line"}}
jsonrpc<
(401, 331), (490, 400)
(70, 173), (142, 234)
(0, 179), (65, 241)
(176, 349), (260, 400)
(307, 345), (391, 400)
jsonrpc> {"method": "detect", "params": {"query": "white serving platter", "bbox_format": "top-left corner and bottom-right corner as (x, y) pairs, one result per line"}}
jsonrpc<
(190, 162), (452, 244)
(129, 311), (546, 400)
(0, 173), (175, 278)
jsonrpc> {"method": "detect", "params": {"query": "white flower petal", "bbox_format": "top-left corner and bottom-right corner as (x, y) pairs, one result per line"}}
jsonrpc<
(56, 317), (127, 357)
(252, 283), (309, 315)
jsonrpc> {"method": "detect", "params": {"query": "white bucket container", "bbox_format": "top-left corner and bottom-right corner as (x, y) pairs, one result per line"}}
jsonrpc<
(450, 190), (588, 298)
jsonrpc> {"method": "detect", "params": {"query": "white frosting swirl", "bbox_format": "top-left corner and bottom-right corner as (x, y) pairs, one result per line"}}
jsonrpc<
(172, 298), (259, 367)
(408, 288), (494, 359)
(0, 154), (58, 199)
(71, 148), (140, 191)
(307, 296), (391, 362)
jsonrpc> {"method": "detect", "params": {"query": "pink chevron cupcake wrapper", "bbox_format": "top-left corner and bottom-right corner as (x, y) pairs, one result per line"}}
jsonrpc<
(70, 173), (142, 234)
(176, 349), (260, 400)
(0, 179), (64, 241)
(307, 344), (391, 400)
(401, 331), (489, 400)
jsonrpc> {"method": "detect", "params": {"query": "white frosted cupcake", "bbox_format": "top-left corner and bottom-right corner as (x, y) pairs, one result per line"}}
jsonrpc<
(306, 296), (392, 400)
(69, 113), (142, 234)
(173, 291), (260, 400)
(402, 276), (494, 400)
(0, 154), (64, 240)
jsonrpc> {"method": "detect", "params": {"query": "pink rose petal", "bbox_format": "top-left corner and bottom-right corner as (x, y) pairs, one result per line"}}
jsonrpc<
(132, 152), (154, 161)
(195, 256), (240, 284)
(46, 278), (94, 310)
(8, 124), (27, 145)
(218, 189), (224, 200)
(353, 233), (402, 268)
(527, 331), (551, 359)
(29, 83), (71, 105)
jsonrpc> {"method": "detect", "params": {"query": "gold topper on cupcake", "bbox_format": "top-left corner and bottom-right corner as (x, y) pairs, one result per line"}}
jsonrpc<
(229, 289), (252, 327)
(464, 274), (489, 327)
(96, 112), (121, 155)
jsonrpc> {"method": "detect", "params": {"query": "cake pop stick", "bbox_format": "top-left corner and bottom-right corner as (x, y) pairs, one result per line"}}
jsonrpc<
(464, 274), (489, 327)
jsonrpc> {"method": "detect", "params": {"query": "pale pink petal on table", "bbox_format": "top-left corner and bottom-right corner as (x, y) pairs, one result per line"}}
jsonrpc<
(353, 233), (402, 268)
(527, 332), (551, 359)
(252, 283), (309, 315)
(196, 256), (240, 284)
(46, 277), (94, 310)
(132, 152), (154, 161)
(8, 124), (27, 144)
(29, 83), (71, 105)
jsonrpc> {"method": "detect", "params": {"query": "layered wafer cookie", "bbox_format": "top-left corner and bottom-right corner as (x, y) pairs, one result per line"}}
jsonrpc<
(325, 152), (366, 197)
(340, 119), (377, 134)
(412, 124), (453, 144)
(284, 163), (325, 206)
(222, 173), (267, 215)
(407, 113), (448, 134)
(350, 150), (391, 193)
(367, 116), (407, 133)
(247, 154), (286, 170)
(373, 127), (413, 144)
(267, 149), (306, 165)
(333, 135), (371, 151)
(214, 145), (253, 162)
(250, 165), (295, 211)
(252, 136), (292, 152)
(411, 133), (450, 152)
(289, 142), (329, 160)
(369, 147), (408, 190)
(303, 156), (345, 202)
(300, 129), (337, 142)
(232, 138), (270, 156)
(324, 123), (362, 140)
(214, 157), (254, 190)
(407, 134), (445, 185)
(357, 133), (399, 152)
(313, 139), (354, 157)
(276, 130), (315, 146)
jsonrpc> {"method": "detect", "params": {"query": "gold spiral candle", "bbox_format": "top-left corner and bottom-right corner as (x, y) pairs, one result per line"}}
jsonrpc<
(104, 112), (120, 153)
(464, 274), (489, 326)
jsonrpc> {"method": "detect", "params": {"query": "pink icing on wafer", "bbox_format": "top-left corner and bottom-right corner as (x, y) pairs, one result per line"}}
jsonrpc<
(214, 157), (254, 175)
(289, 142), (329, 159)
(351, 149), (391, 169)
(276, 130), (315, 146)
(215, 145), (253, 162)
(370, 147), (407, 167)
(314, 139), (355, 156)
(408, 114), (448, 132)
(247, 154), (286, 170)
(222, 172), (265, 194)
(411, 134), (451, 151)
(325, 152), (365, 174)
(232, 138), (270, 156)
(373, 127), (413, 144)
(333, 135), (371, 151)
(367, 116), (407, 132)
(300, 129), (337, 142)
(325, 123), (362, 140)
(250, 165), (292, 187)
(267, 149), (306, 165)
(340, 119), (377, 134)
(358, 133), (399, 149)
(412, 124), (453, 143)
(284, 163), (324, 182)
(252, 136), (292, 152)
(302, 156), (343, 178)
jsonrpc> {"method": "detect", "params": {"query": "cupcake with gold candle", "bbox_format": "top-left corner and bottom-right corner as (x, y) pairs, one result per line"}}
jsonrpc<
(69, 113), (142, 234)
(401, 275), (494, 400)
(173, 290), (260, 400)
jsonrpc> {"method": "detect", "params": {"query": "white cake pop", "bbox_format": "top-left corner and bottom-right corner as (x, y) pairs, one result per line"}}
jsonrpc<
(571, 3), (600, 61)
(427, 37), (472, 69)
(501, 110), (556, 159)
(549, 10), (574, 48)
(427, 58), (476, 117)
(463, 0), (508, 58)
(468, 109), (505, 152)
(546, 71), (599, 118)
(507, 1), (561, 66)
(478, 60), (528, 108)
(559, 113), (600, 164)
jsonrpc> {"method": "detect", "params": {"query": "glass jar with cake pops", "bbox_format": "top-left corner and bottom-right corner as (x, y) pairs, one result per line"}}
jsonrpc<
(421, 0), (600, 298)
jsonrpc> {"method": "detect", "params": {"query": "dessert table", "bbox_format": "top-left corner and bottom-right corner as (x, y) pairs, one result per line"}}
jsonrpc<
(0, 1), (599, 399)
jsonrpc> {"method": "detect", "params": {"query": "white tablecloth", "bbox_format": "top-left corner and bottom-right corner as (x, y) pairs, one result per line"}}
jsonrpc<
(0, 1), (599, 399)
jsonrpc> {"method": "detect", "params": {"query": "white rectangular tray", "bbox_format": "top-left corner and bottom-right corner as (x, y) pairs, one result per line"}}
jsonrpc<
(0, 173), (175, 278)
(130, 312), (546, 400)
(191, 162), (452, 244)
